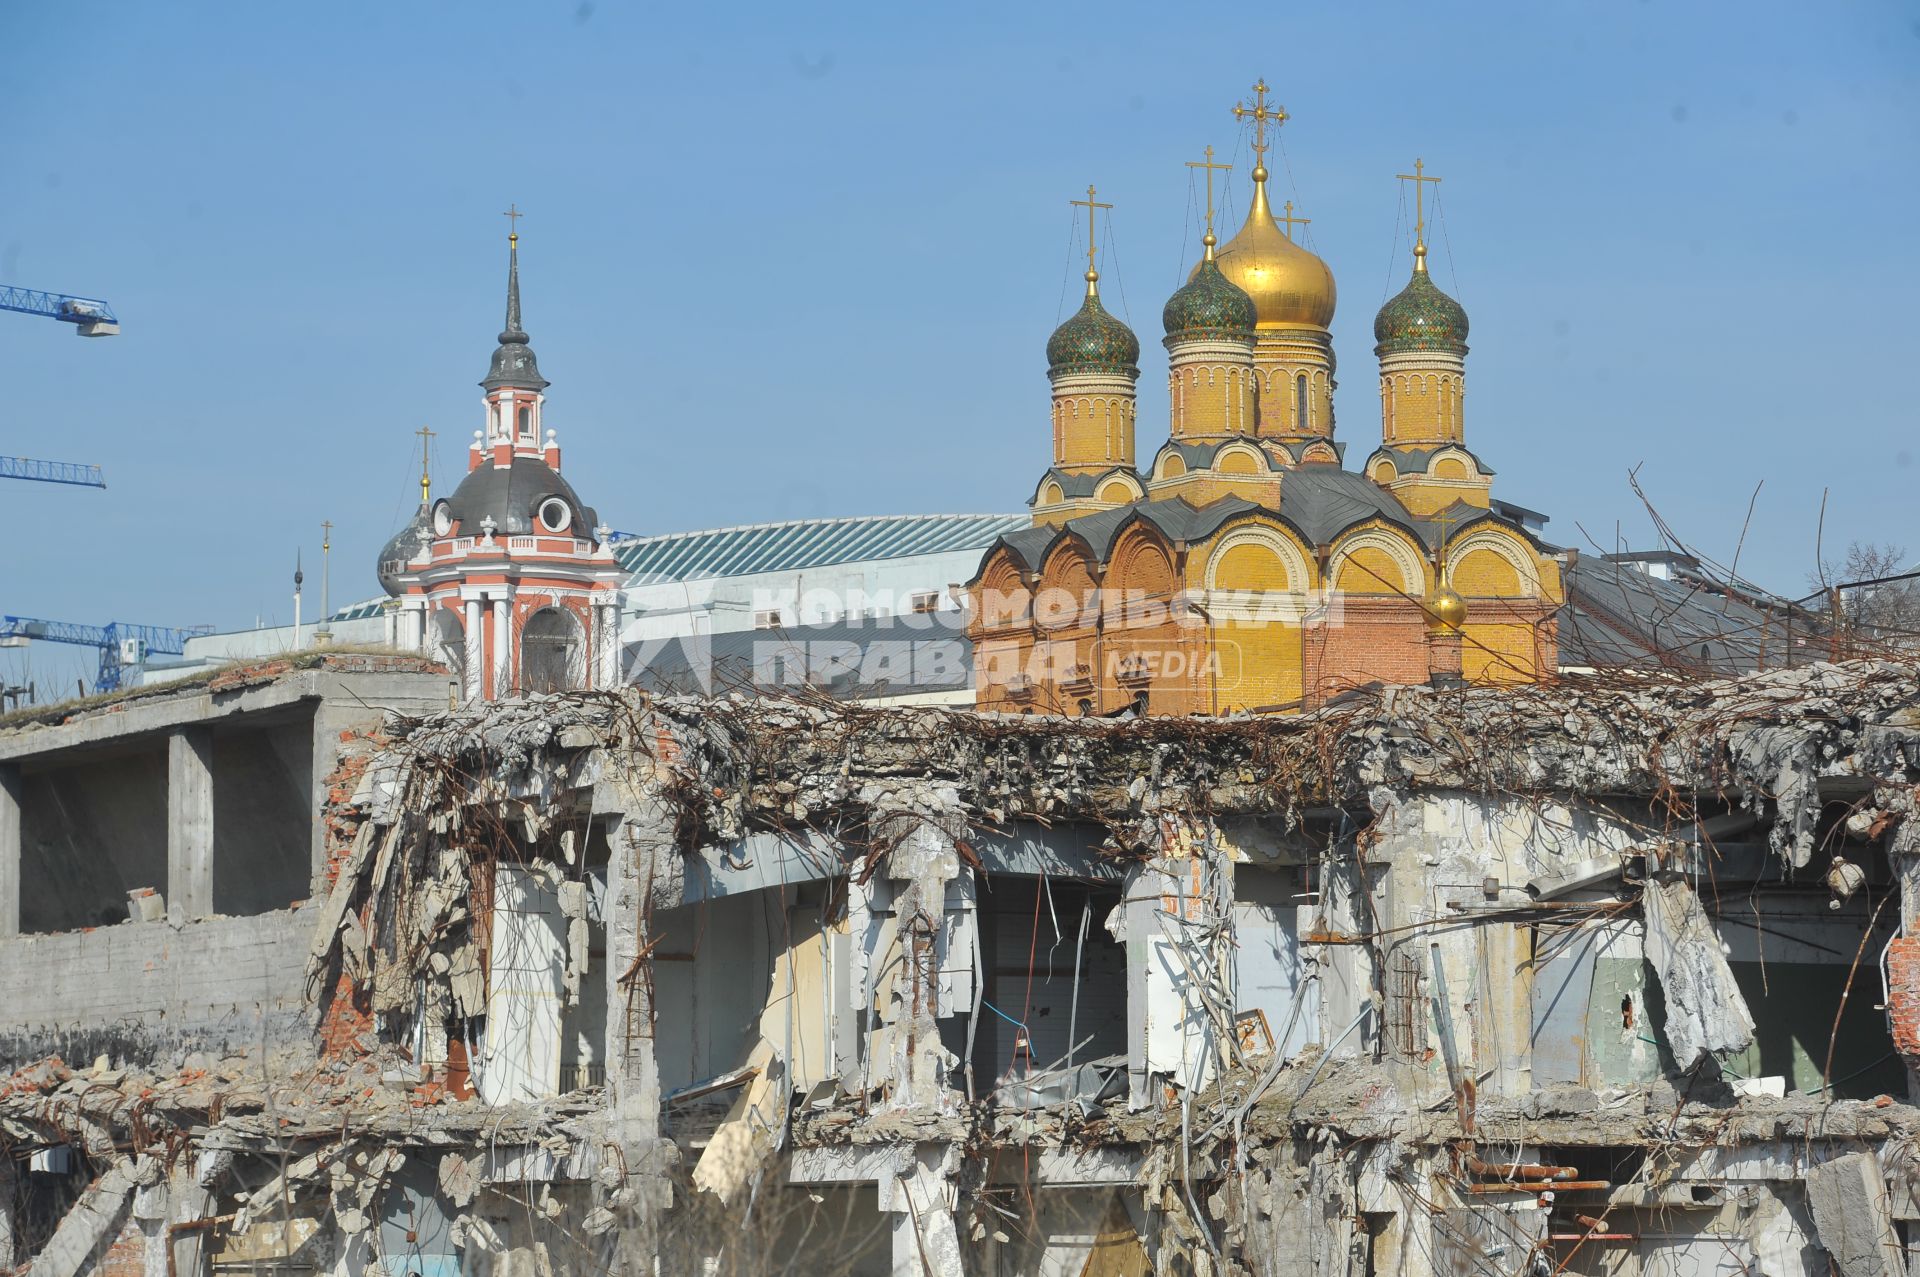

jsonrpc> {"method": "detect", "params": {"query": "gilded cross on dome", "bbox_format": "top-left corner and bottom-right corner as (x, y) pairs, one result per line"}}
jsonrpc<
(1068, 184), (1113, 295)
(1395, 158), (1442, 262)
(1279, 200), (1311, 243)
(1185, 145), (1232, 254)
(1232, 79), (1288, 162)
(415, 425), (435, 504)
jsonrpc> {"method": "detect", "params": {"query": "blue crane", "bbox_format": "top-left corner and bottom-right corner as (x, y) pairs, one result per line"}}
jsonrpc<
(0, 617), (213, 694)
(2, 281), (118, 488)
(0, 284), (120, 336)
(0, 457), (105, 488)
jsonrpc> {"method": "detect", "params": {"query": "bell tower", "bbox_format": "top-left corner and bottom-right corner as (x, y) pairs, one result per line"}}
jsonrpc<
(379, 214), (628, 702)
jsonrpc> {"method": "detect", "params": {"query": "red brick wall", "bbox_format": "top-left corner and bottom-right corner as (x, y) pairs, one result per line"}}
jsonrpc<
(1888, 937), (1920, 1059)
(98, 1216), (145, 1277)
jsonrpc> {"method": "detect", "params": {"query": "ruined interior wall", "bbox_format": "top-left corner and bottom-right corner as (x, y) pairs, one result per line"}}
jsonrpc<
(17, 747), (167, 932)
(648, 891), (778, 1095)
(210, 714), (314, 915)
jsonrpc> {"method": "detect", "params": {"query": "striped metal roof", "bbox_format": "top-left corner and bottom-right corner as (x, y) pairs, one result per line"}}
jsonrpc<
(329, 598), (389, 622)
(615, 513), (1027, 585)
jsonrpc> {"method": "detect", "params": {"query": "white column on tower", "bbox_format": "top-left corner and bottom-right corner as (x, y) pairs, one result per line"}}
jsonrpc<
(463, 597), (483, 702)
(492, 595), (513, 697)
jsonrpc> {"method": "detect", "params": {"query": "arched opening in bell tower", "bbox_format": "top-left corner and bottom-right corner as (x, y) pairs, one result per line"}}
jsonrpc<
(522, 607), (584, 694)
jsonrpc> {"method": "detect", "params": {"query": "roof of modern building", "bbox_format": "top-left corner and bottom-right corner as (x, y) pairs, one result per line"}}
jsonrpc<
(614, 513), (1029, 586)
(1560, 553), (1806, 674)
(626, 613), (972, 702)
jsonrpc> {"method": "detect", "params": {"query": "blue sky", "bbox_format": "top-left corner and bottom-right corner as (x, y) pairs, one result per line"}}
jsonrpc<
(3, 2), (1914, 688)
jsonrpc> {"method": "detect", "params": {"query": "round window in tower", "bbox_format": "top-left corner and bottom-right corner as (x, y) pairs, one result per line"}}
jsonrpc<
(536, 497), (572, 534)
(432, 500), (454, 538)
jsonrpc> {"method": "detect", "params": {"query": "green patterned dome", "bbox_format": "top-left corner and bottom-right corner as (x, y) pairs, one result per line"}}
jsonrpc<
(1047, 291), (1140, 377)
(1163, 256), (1256, 341)
(1373, 263), (1469, 356)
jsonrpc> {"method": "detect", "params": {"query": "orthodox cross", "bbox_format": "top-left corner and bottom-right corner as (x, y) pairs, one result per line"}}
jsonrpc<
(1279, 200), (1311, 242)
(1395, 158), (1442, 247)
(503, 203), (524, 243)
(1185, 145), (1232, 240)
(1069, 185), (1112, 283)
(416, 425), (436, 504)
(1232, 79), (1288, 162)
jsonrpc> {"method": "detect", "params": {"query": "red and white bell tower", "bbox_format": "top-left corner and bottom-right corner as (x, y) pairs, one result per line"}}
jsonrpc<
(377, 224), (626, 702)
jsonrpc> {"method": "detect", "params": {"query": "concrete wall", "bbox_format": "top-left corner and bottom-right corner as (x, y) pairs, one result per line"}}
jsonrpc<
(0, 666), (456, 940)
(0, 907), (312, 1071)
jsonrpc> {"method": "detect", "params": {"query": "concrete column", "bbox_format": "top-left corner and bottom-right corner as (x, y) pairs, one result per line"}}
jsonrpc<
(167, 727), (214, 924)
(875, 798), (963, 1111)
(604, 790), (677, 1260)
(883, 1149), (963, 1276)
(492, 596), (513, 698)
(0, 763), (20, 939)
(463, 598), (483, 703)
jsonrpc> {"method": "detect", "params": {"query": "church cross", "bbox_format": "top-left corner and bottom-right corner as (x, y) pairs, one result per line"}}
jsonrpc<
(1395, 158), (1442, 246)
(1279, 200), (1311, 242)
(503, 203), (524, 242)
(1069, 184), (1112, 283)
(1185, 145), (1232, 240)
(416, 425), (436, 504)
(1232, 79), (1288, 161)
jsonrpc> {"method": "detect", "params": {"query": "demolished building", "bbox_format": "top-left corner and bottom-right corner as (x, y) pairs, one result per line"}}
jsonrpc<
(5, 657), (1920, 1275)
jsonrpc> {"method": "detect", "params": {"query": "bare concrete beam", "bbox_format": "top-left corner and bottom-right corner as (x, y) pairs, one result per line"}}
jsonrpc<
(167, 727), (214, 924)
(0, 763), (19, 939)
(25, 1160), (135, 1277)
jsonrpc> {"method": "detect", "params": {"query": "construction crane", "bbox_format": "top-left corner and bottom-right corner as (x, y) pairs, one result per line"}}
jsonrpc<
(0, 284), (120, 336)
(2, 281), (118, 490)
(0, 457), (105, 488)
(0, 617), (212, 694)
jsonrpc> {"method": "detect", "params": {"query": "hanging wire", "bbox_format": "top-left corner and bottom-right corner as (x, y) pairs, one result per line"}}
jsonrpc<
(1176, 167), (1199, 289)
(1382, 185), (1409, 303)
(1102, 210), (1133, 325)
(1054, 202), (1080, 324)
(1273, 133), (1312, 252)
(1223, 128), (1246, 228)
(1432, 186), (1463, 302)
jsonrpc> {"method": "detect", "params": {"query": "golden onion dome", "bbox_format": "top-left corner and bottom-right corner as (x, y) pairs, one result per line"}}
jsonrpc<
(1426, 587), (1468, 629)
(1205, 169), (1337, 330)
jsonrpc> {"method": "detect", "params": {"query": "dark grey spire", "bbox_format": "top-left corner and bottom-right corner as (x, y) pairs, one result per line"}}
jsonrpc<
(481, 232), (550, 392)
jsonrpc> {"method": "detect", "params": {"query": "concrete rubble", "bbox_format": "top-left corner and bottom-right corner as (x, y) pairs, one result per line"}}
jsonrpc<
(4, 658), (1920, 1273)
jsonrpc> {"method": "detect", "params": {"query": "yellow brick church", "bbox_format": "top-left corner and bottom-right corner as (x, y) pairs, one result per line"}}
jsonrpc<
(968, 82), (1563, 715)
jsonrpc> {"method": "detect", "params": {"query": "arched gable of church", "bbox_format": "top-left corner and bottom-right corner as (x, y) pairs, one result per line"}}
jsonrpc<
(1327, 525), (1427, 597)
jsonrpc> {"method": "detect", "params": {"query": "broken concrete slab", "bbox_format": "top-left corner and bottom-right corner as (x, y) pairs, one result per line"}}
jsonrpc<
(1808, 1151), (1906, 1277)
(1642, 878), (1757, 1070)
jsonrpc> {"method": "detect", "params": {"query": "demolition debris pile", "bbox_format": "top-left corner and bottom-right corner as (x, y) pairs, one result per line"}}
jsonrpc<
(6, 658), (1920, 1274)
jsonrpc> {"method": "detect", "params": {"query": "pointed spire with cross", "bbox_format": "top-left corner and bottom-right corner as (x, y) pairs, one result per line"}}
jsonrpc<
(481, 205), (550, 393)
(1069, 184), (1113, 299)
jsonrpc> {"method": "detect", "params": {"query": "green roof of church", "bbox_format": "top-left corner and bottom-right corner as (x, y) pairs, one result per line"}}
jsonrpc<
(1046, 293), (1139, 376)
(1163, 256), (1256, 340)
(1373, 265), (1469, 355)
